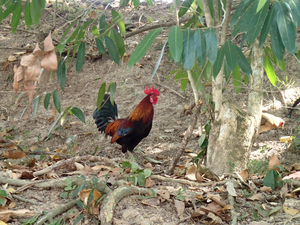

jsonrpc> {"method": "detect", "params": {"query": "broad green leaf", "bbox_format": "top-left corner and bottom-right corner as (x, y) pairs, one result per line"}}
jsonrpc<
(61, 106), (72, 125)
(178, 0), (194, 18)
(264, 56), (276, 86)
(203, 60), (212, 81)
(224, 60), (231, 81)
(194, 28), (206, 67)
(234, 45), (252, 75)
(275, 57), (285, 71)
(92, 25), (99, 36)
(276, 2), (296, 54)
(81, 19), (94, 31)
(198, 134), (206, 147)
(191, 70), (205, 93)
(30, 0), (42, 25)
(265, 46), (276, 63)
(95, 38), (106, 55)
(287, 0), (300, 28)
(224, 40), (237, 71)
(247, 0), (270, 45)
(168, 26), (183, 62)
(213, 46), (225, 78)
(71, 107), (85, 123)
(44, 93), (51, 110)
(97, 83), (106, 109)
(48, 112), (61, 136)
(137, 174), (146, 187)
(146, 0), (154, 6)
(1, 2), (16, 23)
(182, 28), (195, 70)
(128, 28), (162, 68)
(111, 10), (126, 36)
(73, 212), (84, 225)
(120, 0), (130, 8)
(108, 82), (116, 105)
(259, 4), (275, 48)
(111, 29), (125, 57)
(181, 78), (188, 92)
(150, 40), (167, 81)
(205, 27), (217, 63)
(270, 19), (285, 61)
(263, 169), (279, 190)
(133, 0), (139, 9)
(105, 36), (119, 64)
(58, 39), (67, 56)
(99, 14), (105, 34)
(32, 95), (40, 118)
(257, 0), (268, 12)
(232, 65), (242, 93)
(231, 0), (254, 29)
(122, 161), (131, 168)
(144, 169), (152, 178)
(76, 42), (85, 73)
(11, 1), (22, 33)
(66, 27), (80, 43)
(57, 60), (66, 91)
(24, 2), (32, 29)
(131, 162), (139, 173)
(53, 90), (61, 113)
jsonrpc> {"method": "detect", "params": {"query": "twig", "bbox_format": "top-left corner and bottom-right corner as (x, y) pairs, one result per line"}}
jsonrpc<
(167, 100), (203, 175)
(99, 186), (155, 225)
(25, 150), (72, 159)
(33, 155), (116, 177)
(36, 199), (77, 225)
(0, 25), (37, 34)
(150, 175), (226, 187)
(0, 46), (33, 50)
(154, 82), (185, 99)
(12, 194), (40, 205)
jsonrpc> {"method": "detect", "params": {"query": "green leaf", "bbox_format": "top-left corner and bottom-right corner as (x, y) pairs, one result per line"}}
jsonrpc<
(61, 106), (72, 125)
(0, 190), (7, 198)
(108, 82), (116, 105)
(247, 0), (270, 45)
(232, 65), (242, 93)
(213, 46), (225, 78)
(182, 28), (195, 70)
(105, 36), (119, 64)
(76, 42), (85, 73)
(111, 29), (125, 57)
(71, 107), (85, 123)
(146, 0), (154, 6)
(11, 1), (22, 33)
(95, 38), (106, 55)
(92, 25), (99, 36)
(131, 162), (139, 173)
(144, 169), (152, 178)
(24, 1), (32, 28)
(194, 28), (206, 67)
(263, 169), (279, 190)
(81, 19), (94, 31)
(137, 173), (146, 186)
(133, 0), (139, 9)
(275, 57), (285, 71)
(181, 78), (188, 92)
(259, 4), (275, 48)
(205, 27), (218, 63)
(178, 0), (194, 18)
(224, 40), (237, 72)
(276, 2), (296, 54)
(224, 60), (231, 81)
(287, 0), (300, 28)
(53, 90), (61, 113)
(270, 19), (285, 61)
(66, 27), (80, 43)
(74, 213), (84, 225)
(230, 0), (253, 29)
(30, 0), (42, 25)
(120, 0), (130, 8)
(122, 161), (131, 168)
(264, 56), (276, 86)
(257, 0), (268, 12)
(57, 60), (66, 91)
(32, 95), (40, 118)
(168, 26), (183, 62)
(198, 134), (206, 147)
(97, 83), (106, 109)
(128, 28), (162, 68)
(234, 45), (252, 75)
(99, 13), (105, 35)
(44, 93), (51, 110)
(111, 10), (126, 36)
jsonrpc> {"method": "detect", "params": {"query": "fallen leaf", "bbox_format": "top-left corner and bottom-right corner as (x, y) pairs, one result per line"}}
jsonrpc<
(174, 200), (185, 217)
(279, 136), (292, 143)
(283, 171), (300, 180)
(248, 193), (264, 201)
(226, 181), (237, 197)
(283, 206), (299, 215)
(0, 206), (10, 222)
(186, 164), (197, 181)
(8, 55), (17, 62)
(268, 154), (280, 171)
(239, 169), (249, 181)
(144, 177), (155, 188)
(78, 189), (102, 215)
(158, 190), (170, 200)
(260, 186), (273, 193)
(141, 198), (160, 207)
(207, 212), (222, 224)
(249, 221), (272, 225)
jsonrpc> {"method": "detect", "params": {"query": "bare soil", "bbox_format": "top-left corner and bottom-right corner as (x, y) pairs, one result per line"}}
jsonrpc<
(1, 1), (300, 225)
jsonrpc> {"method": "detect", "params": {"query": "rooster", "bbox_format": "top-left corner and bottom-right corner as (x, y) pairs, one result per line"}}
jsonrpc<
(259, 113), (285, 134)
(93, 86), (160, 153)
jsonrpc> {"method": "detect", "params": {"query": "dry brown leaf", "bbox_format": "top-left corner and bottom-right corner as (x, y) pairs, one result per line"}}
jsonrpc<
(283, 206), (299, 215)
(283, 171), (300, 180)
(174, 165), (185, 176)
(109, 167), (121, 176)
(191, 210), (205, 218)
(8, 201), (16, 209)
(16, 65), (24, 82)
(43, 32), (55, 52)
(207, 212), (222, 224)
(144, 177), (155, 188)
(97, 170), (110, 178)
(268, 153), (280, 171)
(88, 10), (97, 19)
(186, 164), (197, 181)
(2, 151), (27, 159)
(249, 221), (272, 225)
(222, 204), (233, 210)
(20, 54), (38, 67)
(113, 218), (131, 225)
(8, 55), (17, 62)
(9, 172), (21, 179)
(32, 44), (46, 57)
(23, 81), (37, 90)
(92, 165), (111, 171)
(174, 200), (185, 217)
(207, 193), (225, 207)
(145, 162), (153, 170)
(207, 202), (222, 211)
(0, 206), (10, 222)
(141, 198), (160, 207)
(78, 189), (102, 215)
(247, 193), (264, 201)
(260, 186), (273, 193)
(195, 194), (204, 200)
(158, 190), (170, 200)
(26, 89), (37, 113)
(239, 169), (249, 181)
(41, 49), (57, 71)
(24, 60), (42, 82)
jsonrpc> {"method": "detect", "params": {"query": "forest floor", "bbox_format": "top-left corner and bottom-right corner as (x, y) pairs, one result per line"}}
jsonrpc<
(0, 1), (300, 225)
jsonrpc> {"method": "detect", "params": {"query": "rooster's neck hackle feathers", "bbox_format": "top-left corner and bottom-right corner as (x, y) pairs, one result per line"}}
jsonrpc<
(129, 95), (154, 123)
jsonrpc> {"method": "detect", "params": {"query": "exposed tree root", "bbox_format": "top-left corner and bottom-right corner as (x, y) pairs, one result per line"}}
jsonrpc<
(33, 155), (116, 177)
(99, 186), (155, 225)
(36, 199), (77, 225)
(12, 194), (40, 205)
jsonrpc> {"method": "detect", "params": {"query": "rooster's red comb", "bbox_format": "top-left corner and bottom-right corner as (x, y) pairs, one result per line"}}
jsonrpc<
(144, 86), (160, 96)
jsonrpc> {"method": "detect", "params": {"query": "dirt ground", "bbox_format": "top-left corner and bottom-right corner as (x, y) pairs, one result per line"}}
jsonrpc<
(1, 1), (300, 225)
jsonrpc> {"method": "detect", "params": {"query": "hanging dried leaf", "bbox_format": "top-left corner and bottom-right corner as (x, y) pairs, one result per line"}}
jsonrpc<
(24, 60), (42, 82)
(20, 54), (38, 67)
(26, 89), (37, 113)
(43, 32), (55, 52)
(24, 81), (37, 90)
(41, 49), (57, 71)
(269, 154), (280, 171)
(16, 65), (24, 82)
(32, 44), (46, 57)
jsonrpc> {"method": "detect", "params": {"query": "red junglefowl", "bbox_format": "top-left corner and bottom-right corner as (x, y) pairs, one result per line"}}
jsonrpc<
(93, 86), (160, 153)
(259, 113), (285, 134)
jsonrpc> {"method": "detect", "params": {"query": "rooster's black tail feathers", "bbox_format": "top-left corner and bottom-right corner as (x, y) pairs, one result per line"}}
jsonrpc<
(93, 94), (118, 132)
(289, 97), (300, 118)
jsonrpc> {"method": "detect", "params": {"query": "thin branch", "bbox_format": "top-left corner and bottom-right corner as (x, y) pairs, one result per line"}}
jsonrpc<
(154, 82), (185, 99)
